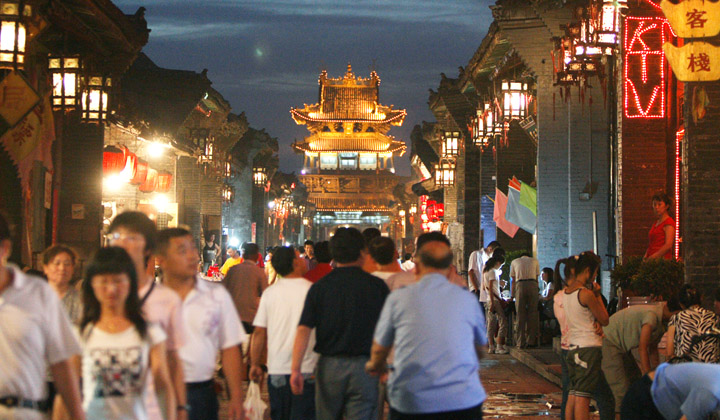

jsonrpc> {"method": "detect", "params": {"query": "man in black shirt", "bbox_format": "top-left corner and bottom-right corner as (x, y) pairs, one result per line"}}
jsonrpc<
(290, 227), (390, 420)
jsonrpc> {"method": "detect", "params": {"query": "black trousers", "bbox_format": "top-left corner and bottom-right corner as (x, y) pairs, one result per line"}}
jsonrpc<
(390, 403), (483, 420)
(187, 380), (219, 420)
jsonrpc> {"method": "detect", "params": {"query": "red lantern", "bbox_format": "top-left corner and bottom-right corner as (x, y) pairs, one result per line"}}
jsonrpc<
(156, 171), (172, 193)
(139, 168), (158, 193)
(103, 145), (126, 176)
(131, 159), (148, 185)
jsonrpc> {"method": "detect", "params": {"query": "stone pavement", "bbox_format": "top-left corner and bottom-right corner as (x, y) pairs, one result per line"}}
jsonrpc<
(218, 353), (563, 419)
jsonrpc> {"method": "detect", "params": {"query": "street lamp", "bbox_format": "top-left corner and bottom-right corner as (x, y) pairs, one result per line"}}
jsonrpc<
(442, 131), (460, 157)
(472, 104), (488, 147)
(501, 81), (529, 120)
(81, 75), (111, 122)
(49, 55), (80, 110)
(0, 0), (30, 70)
(222, 184), (234, 203)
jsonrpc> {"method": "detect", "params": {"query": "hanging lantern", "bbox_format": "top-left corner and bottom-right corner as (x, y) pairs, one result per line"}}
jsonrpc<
(222, 184), (234, 203)
(156, 171), (172, 193)
(81, 75), (111, 122)
(482, 103), (500, 143)
(102, 145), (126, 176)
(49, 55), (80, 110)
(596, 0), (622, 49)
(409, 203), (417, 214)
(501, 81), (529, 120)
(224, 161), (233, 178)
(131, 159), (148, 185)
(471, 104), (489, 147)
(441, 131), (460, 157)
(139, 168), (158, 193)
(0, 0), (30, 70)
(253, 166), (267, 186)
(434, 158), (456, 186)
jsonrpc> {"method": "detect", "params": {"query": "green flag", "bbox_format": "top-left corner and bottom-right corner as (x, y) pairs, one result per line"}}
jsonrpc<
(519, 181), (537, 216)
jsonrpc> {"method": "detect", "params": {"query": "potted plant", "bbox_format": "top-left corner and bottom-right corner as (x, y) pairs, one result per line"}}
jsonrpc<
(611, 257), (684, 308)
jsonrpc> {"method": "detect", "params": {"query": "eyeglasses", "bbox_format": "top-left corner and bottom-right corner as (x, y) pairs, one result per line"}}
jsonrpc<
(91, 277), (130, 288)
(104, 232), (144, 245)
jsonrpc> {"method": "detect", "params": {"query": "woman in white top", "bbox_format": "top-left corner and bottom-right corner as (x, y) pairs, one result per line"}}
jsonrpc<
(60, 247), (176, 420)
(562, 252), (608, 420)
(483, 256), (508, 354)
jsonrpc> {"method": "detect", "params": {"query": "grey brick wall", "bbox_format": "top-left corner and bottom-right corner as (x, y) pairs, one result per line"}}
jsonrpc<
(683, 75), (720, 299)
(223, 163), (253, 244)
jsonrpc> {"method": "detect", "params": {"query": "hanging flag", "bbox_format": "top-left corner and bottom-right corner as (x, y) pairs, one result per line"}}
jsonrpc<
(493, 188), (519, 238)
(519, 181), (537, 216)
(506, 181), (536, 234)
(509, 176), (522, 191)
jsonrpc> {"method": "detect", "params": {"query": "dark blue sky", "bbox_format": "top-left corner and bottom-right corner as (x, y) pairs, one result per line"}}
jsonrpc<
(116, 0), (494, 175)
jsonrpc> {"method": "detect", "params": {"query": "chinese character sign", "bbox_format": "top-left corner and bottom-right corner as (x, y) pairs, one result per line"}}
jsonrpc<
(661, 0), (720, 38)
(624, 17), (669, 119)
(663, 42), (720, 82)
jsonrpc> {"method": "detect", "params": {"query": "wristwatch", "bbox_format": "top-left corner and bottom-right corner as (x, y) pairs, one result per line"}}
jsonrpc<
(177, 404), (191, 412)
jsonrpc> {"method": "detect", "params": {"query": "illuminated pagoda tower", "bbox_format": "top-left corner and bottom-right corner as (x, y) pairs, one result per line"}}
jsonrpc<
(291, 64), (407, 236)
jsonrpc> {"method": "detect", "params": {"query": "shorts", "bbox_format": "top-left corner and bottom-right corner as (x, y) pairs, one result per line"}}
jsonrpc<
(566, 346), (602, 398)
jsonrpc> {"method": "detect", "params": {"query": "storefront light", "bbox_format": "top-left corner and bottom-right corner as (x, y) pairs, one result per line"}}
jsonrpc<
(501, 80), (529, 120)
(472, 104), (489, 147)
(81, 75), (111, 122)
(0, 0), (30, 70)
(49, 55), (80, 110)
(147, 142), (165, 158)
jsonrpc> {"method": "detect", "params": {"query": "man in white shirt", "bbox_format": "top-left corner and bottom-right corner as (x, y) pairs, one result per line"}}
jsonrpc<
(468, 241), (501, 313)
(0, 213), (85, 420)
(156, 228), (247, 420)
(250, 246), (318, 420)
(510, 252), (541, 348)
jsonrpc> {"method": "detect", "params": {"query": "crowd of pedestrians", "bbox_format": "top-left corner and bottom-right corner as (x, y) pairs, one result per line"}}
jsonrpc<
(4, 207), (720, 420)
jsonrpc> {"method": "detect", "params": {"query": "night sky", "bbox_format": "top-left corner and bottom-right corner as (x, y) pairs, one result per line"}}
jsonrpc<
(115, 0), (494, 176)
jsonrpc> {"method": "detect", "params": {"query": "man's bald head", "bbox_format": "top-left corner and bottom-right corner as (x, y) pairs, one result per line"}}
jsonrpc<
(417, 240), (453, 269)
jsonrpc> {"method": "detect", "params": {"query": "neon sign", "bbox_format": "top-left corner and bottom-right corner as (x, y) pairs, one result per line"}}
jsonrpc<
(624, 17), (668, 118)
(675, 128), (683, 259)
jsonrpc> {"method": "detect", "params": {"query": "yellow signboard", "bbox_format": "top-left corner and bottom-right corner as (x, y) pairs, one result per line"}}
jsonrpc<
(663, 42), (720, 82)
(661, 0), (720, 38)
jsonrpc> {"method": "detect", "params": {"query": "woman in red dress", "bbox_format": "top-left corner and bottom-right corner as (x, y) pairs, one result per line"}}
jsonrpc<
(644, 192), (675, 260)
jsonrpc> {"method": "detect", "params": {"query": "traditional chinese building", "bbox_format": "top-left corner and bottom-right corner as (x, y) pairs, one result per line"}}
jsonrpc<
(291, 65), (407, 238)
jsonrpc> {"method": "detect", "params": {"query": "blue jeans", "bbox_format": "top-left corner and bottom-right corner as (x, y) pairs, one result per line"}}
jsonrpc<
(269, 374), (316, 420)
(560, 349), (614, 420)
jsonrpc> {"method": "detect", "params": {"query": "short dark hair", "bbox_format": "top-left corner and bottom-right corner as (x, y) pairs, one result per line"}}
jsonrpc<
(314, 241), (331, 263)
(271, 246), (296, 277)
(241, 242), (259, 259)
(542, 267), (554, 277)
(678, 284), (702, 308)
(81, 247), (147, 338)
(156, 228), (193, 256)
(304, 240), (314, 247)
(0, 212), (10, 242)
(487, 241), (501, 249)
(418, 245), (453, 269)
(42, 245), (77, 266)
(330, 227), (365, 263)
(651, 192), (672, 208)
(416, 232), (451, 252)
(369, 237), (396, 265)
(362, 228), (382, 247)
(108, 211), (157, 254)
(493, 247), (506, 259)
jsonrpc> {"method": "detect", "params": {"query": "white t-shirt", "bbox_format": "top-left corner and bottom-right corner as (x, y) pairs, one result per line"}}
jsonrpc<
(483, 270), (501, 300)
(253, 277), (318, 375)
(371, 271), (396, 282)
(0, 265), (82, 400)
(400, 260), (415, 272)
(179, 277), (247, 382)
(468, 250), (491, 302)
(80, 324), (166, 420)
